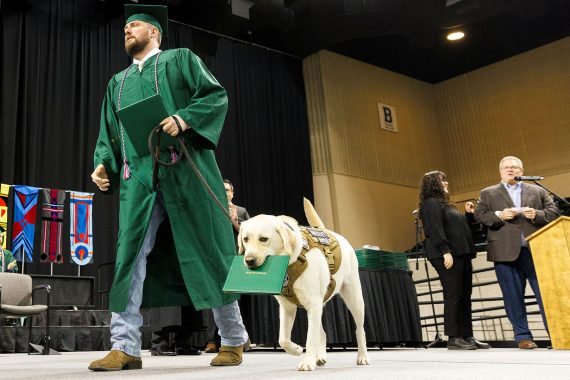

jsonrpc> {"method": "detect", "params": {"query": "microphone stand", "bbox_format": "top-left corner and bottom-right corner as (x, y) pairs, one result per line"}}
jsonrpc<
(414, 215), (443, 349)
(529, 180), (570, 208)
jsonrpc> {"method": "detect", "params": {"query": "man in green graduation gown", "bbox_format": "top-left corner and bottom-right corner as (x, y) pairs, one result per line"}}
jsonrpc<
(0, 230), (18, 273)
(89, 4), (248, 371)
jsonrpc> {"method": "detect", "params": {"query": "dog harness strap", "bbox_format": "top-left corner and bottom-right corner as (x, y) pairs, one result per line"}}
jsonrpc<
(281, 252), (307, 306)
(323, 277), (336, 303)
(280, 227), (342, 306)
(302, 227), (342, 275)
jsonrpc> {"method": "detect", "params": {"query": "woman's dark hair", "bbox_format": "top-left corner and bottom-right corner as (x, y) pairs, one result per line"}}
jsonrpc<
(419, 170), (451, 206)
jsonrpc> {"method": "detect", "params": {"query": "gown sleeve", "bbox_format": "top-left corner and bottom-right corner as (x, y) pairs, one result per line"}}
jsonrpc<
(173, 49), (228, 150)
(93, 81), (122, 194)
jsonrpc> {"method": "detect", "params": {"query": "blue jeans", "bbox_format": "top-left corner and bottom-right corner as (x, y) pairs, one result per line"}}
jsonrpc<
(494, 246), (548, 342)
(111, 193), (248, 356)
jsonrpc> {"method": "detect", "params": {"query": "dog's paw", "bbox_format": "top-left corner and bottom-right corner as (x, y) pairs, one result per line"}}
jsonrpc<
(316, 349), (327, 366)
(282, 342), (303, 356)
(297, 358), (317, 371)
(356, 354), (370, 365)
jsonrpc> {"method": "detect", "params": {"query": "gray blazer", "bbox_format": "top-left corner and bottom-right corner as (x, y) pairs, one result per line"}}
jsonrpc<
(236, 205), (250, 224)
(474, 182), (559, 262)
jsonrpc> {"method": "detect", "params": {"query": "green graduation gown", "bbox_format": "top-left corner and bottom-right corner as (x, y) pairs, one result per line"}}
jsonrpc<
(94, 48), (239, 312)
(0, 248), (18, 273)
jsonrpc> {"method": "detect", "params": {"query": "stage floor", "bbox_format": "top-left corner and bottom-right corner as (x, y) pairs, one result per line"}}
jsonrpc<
(1, 347), (569, 379)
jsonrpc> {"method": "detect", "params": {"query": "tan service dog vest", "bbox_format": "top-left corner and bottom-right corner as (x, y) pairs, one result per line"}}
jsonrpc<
(280, 227), (342, 307)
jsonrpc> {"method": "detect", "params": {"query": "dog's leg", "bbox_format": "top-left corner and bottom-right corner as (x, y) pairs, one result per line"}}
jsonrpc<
(297, 300), (322, 371)
(316, 324), (327, 366)
(276, 298), (303, 356)
(339, 273), (370, 365)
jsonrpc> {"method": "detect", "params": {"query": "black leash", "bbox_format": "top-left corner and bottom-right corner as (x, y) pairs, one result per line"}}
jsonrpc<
(148, 118), (240, 232)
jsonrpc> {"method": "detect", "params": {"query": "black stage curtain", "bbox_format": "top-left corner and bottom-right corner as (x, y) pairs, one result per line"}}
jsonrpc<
(0, 0), (312, 301)
(0, 270), (422, 352)
(241, 269), (422, 346)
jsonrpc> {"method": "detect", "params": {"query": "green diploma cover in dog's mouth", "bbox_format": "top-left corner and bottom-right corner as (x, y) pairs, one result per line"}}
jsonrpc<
(223, 255), (289, 294)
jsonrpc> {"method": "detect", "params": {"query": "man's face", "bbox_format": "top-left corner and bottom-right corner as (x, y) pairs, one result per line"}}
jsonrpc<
(500, 159), (523, 184)
(124, 21), (153, 57)
(224, 183), (234, 203)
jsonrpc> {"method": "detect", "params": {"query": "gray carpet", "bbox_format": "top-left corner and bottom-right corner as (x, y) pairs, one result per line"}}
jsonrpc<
(1, 347), (569, 380)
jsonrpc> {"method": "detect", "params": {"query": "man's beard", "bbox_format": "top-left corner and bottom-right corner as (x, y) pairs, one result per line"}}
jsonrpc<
(125, 36), (149, 57)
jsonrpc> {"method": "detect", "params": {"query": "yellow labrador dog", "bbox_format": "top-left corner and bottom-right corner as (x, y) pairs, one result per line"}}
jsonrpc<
(238, 198), (369, 371)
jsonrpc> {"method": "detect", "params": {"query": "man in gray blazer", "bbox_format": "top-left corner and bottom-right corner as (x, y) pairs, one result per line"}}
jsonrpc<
(475, 156), (559, 349)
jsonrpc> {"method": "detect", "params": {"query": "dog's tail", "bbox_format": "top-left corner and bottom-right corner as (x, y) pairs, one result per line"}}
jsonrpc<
(303, 197), (325, 228)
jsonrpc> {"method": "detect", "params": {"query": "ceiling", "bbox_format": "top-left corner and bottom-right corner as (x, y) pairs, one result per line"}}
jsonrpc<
(135, 0), (570, 83)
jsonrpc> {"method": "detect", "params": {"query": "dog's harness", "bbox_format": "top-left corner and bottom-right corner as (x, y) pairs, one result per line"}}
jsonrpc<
(280, 226), (342, 307)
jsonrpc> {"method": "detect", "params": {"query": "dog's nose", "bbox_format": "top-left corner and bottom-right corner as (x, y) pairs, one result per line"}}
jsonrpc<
(245, 257), (257, 268)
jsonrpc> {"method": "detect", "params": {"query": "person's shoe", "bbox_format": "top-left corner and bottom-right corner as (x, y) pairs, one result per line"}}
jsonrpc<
(210, 345), (244, 366)
(465, 337), (491, 349)
(447, 337), (477, 350)
(518, 340), (538, 349)
(150, 343), (177, 356)
(176, 346), (202, 355)
(205, 342), (219, 353)
(88, 350), (142, 371)
(243, 339), (252, 352)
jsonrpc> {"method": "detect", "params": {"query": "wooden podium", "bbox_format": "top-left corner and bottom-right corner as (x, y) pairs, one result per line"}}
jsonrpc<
(526, 216), (570, 349)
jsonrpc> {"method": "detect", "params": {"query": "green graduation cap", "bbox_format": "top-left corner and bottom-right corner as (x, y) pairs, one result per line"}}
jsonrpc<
(125, 4), (168, 37)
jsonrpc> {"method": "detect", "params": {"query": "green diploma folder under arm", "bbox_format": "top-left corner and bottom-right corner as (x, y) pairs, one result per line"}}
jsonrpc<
(223, 255), (290, 294)
(115, 94), (178, 156)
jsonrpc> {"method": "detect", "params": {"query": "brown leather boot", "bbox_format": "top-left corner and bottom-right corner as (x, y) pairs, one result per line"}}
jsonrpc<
(204, 342), (219, 353)
(88, 350), (142, 371)
(210, 345), (244, 366)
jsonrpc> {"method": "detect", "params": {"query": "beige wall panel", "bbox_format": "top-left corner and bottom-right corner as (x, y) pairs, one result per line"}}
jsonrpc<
(436, 37), (570, 194)
(326, 174), (418, 252)
(303, 39), (570, 256)
(304, 50), (446, 186)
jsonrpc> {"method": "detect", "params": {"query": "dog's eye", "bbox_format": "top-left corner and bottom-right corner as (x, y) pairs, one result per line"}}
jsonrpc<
(243, 237), (249, 243)
(259, 237), (268, 243)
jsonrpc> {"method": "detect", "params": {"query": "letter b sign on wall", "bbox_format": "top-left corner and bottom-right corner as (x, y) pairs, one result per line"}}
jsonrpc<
(377, 103), (398, 132)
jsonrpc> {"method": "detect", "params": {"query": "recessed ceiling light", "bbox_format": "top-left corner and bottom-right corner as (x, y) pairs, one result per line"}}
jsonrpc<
(447, 31), (465, 41)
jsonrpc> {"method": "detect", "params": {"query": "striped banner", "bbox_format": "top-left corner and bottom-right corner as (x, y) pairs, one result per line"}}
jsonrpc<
(0, 184), (9, 249)
(12, 185), (39, 263)
(69, 191), (94, 265)
(40, 188), (66, 263)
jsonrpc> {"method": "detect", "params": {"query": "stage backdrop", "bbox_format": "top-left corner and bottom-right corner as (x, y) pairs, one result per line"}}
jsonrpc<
(0, 0), (312, 305)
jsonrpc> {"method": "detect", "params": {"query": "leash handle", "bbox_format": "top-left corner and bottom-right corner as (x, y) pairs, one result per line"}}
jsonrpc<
(149, 121), (240, 232)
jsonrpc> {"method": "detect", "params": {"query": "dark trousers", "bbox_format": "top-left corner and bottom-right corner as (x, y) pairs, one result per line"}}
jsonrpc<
(429, 254), (473, 337)
(494, 246), (548, 342)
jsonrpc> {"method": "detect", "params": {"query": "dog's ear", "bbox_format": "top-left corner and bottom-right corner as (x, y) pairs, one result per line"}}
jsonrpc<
(237, 224), (245, 255)
(275, 220), (297, 256)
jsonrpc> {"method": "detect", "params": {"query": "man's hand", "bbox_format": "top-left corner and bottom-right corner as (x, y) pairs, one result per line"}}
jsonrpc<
(443, 253), (454, 269)
(91, 164), (110, 192)
(160, 115), (189, 137)
(7, 261), (16, 271)
(521, 207), (536, 220)
(499, 208), (518, 221)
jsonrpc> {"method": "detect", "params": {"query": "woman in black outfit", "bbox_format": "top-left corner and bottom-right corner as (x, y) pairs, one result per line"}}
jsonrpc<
(419, 171), (490, 350)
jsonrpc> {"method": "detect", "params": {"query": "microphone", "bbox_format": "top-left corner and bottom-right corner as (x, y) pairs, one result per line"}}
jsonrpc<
(515, 176), (544, 181)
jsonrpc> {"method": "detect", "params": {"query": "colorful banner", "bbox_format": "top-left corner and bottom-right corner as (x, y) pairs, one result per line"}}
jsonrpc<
(69, 191), (94, 265)
(0, 184), (9, 249)
(12, 185), (39, 263)
(40, 188), (66, 263)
